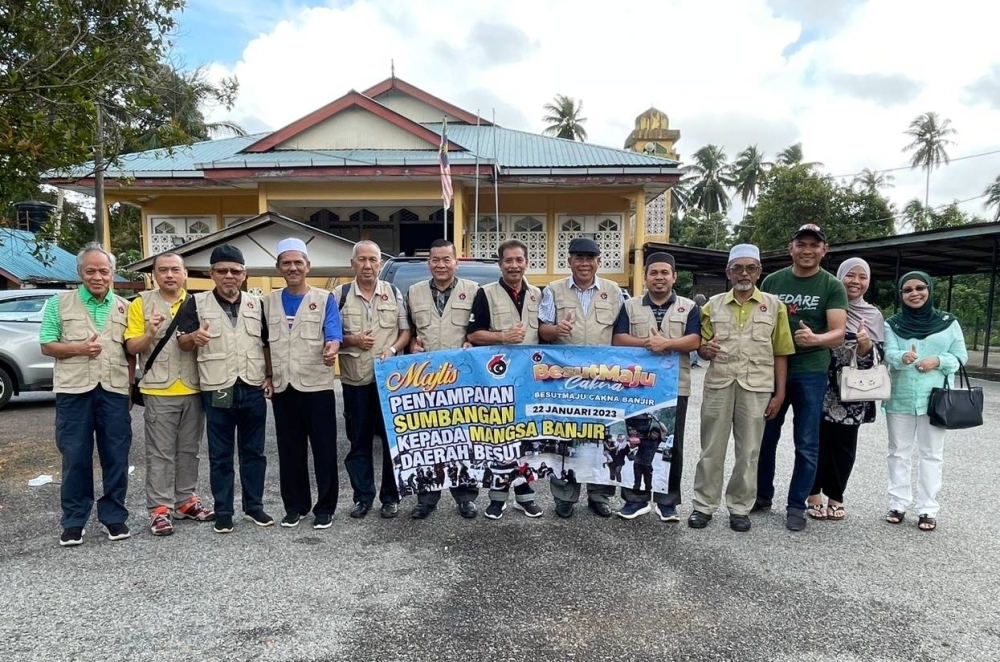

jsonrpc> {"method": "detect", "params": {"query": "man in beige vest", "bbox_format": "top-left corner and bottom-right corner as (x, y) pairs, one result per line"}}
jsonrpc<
(177, 244), (272, 534)
(407, 238), (480, 520)
(125, 252), (212, 537)
(39, 244), (132, 547)
(538, 236), (625, 518)
(263, 238), (341, 530)
(467, 238), (544, 520)
(612, 252), (701, 522)
(337, 240), (410, 520)
(688, 244), (795, 533)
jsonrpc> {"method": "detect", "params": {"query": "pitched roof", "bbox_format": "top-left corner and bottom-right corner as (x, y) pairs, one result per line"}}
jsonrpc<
(0, 229), (126, 284)
(362, 77), (486, 125)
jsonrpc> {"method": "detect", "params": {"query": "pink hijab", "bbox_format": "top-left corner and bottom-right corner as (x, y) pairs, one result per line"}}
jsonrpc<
(836, 258), (885, 342)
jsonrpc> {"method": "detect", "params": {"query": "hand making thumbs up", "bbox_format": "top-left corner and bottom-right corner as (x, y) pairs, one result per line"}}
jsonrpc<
(644, 325), (670, 353)
(903, 343), (918, 365)
(80, 333), (103, 358)
(701, 333), (723, 360)
(192, 321), (212, 347)
(410, 335), (425, 353)
(794, 319), (819, 348)
(556, 311), (575, 338)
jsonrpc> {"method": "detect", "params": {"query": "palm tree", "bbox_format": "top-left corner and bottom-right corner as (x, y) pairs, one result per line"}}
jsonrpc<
(732, 145), (770, 217)
(775, 142), (822, 170)
(984, 175), (1000, 222)
(687, 144), (733, 218)
(903, 111), (957, 212)
(902, 198), (930, 232)
(542, 95), (588, 141)
(854, 168), (895, 192)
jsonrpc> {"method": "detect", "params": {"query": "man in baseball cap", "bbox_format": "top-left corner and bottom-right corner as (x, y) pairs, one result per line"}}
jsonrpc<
(791, 223), (826, 243)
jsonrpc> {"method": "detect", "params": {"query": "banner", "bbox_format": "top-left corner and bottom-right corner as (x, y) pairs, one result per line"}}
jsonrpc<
(374, 346), (679, 497)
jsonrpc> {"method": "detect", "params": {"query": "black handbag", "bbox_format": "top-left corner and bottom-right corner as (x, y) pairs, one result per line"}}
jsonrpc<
(131, 298), (187, 407)
(928, 364), (984, 430)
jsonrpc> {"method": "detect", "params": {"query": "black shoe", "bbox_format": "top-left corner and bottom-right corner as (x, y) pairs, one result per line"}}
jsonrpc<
(380, 502), (399, 519)
(554, 501), (575, 519)
(213, 515), (234, 534)
(350, 502), (371, 519)
(59, 527), (85, 547)
(281, 513), (303, 528)
(484, 500), (506, 520)
(243, 510), (274, 527)
(687, 511), (712, 529)
(105, 523), (131, 541)
(313, 513), (334, 529)
(786, 510), (807, 532)
(459, 501), (478, 519)
(730, 514), (752, 532)
(514, 501), (543, 518)
(587, 500), (613, 518)
(411, 503), (436, 520)
(750, 499), (772, 513)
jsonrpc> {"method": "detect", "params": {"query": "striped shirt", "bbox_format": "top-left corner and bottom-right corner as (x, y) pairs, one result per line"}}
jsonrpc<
(39, 288), (114, 343)
(539, 278), (622, 324)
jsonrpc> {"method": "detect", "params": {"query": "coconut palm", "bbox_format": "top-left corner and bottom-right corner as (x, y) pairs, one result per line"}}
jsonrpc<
(984, 175), (1000, 222)
(903, 111), (957, 211)
(686, 145), (733, 217)
(542, 94), (588, 141)
(902, 198), (929, 232)
(853, 168), (895, 192)
(775, 142), (822, 170)
(732, 145), (770, 215)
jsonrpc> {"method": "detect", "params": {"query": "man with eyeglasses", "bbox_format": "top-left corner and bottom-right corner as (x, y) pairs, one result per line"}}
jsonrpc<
(688, 244), (794, 533)
(177, 244), (273, 534)
(755, 224), (848, 532)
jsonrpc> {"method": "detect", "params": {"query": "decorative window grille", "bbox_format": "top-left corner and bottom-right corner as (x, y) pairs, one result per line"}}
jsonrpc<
(555, 213), (625, 273)
(149, 216), (216, 253)
(469, 214), (547, 273)
(350, 209), (380, 223)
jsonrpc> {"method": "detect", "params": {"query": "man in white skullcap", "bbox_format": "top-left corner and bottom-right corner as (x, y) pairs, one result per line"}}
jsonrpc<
(688, 244), (795, 533)
(262, 238), (343, 530)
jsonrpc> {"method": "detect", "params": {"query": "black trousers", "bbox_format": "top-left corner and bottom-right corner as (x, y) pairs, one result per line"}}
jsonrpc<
(271, 386), (339, 517)
(811, 419), (859, 503)
(343, 383), (399, 506)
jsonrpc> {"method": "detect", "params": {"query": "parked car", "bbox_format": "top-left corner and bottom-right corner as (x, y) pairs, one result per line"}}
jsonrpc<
(378, 256), (501, 294)
(0, 289), (63, 408)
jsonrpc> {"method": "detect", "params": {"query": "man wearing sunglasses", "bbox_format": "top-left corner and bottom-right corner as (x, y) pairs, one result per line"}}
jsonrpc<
(177, 244), (273, 534)
(755, 224), (848, 532)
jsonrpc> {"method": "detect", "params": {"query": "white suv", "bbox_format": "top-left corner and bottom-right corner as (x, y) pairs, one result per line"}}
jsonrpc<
(0, 289), (63, 408)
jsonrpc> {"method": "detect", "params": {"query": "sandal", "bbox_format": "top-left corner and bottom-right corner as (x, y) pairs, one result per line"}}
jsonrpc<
(806, 502), (827, 520)
(827, 504), (846, 521)
(885, 510), (905, 524)
(918, 515), (937, 532)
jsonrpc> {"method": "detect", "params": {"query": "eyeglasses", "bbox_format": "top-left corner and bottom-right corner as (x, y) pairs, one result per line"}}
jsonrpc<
(728, 264), (761, 275)
(901, 285), (928, 294)
(212, 267), (246, 276)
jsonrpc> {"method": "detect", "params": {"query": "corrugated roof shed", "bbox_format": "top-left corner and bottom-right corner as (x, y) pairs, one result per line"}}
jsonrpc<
(0, 229), (126, 283)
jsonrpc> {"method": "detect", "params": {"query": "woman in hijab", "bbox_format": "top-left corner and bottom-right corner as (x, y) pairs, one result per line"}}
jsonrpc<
(807, 258), (885, 521)
(883, 271), (967, 532)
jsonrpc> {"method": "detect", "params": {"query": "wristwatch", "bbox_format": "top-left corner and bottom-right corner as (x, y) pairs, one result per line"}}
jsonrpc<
(389, 346), (397, 355)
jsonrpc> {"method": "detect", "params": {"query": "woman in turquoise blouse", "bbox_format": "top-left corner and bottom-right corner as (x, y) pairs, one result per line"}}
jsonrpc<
(882, 271), (967, 532)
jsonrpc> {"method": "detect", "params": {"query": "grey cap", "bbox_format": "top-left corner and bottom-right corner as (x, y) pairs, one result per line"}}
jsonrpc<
(209, 244), (245, 265)
(568, 237), (600, 255)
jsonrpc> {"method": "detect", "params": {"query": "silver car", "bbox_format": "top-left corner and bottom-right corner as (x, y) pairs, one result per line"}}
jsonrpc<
(0, 289), (64, 409)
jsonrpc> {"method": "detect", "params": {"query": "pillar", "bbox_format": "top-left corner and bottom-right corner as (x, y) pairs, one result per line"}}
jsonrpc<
(632, 191), (646, 297)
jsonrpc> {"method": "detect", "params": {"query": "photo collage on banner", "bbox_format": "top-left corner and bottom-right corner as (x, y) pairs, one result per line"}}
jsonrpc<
(374, 346), (680, 497)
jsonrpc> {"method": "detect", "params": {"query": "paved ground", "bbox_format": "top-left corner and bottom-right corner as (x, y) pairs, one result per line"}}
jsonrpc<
(1, 372), (999, 661)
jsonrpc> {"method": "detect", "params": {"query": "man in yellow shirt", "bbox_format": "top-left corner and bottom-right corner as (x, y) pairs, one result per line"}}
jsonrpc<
(688, 244), (795, 533)
(125, 252), (213, 536)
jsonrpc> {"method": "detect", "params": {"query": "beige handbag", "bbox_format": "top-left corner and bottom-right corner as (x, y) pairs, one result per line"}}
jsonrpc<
(838, 345), (891, 402)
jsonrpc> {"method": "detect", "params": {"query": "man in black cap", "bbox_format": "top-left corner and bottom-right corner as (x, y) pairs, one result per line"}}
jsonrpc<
(612, 252), (700, 521)
(177, 244), (273, 534)
(538, 236), (625, 518)
(756, 224), (848, 532)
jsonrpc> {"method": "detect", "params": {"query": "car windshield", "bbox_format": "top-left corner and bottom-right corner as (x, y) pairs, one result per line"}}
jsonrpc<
(0, 295), (54, 322)
(386, 262), (500, 295)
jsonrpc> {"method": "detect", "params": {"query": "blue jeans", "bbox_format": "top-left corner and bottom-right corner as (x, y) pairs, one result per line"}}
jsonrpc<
(756, 371), (827, 512)
(55, 386), (132, 528)
(202, 382), (268, 517)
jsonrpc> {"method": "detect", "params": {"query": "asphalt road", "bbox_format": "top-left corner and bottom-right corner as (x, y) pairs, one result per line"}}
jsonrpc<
(1, 372), (999, 661)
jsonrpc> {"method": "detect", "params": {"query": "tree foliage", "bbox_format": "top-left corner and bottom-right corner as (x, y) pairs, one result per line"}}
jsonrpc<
(542, 94), (588, 141)
(686, 145), (733, 217)
(983, 175), (1000, 223)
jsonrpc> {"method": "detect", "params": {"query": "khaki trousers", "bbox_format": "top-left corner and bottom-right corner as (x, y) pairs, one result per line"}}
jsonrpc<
(143, 393), (206, 512)
(692, 382), (771, 517)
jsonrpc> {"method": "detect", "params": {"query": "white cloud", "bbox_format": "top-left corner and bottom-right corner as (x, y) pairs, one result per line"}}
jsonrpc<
(199, 0), (1000, 223)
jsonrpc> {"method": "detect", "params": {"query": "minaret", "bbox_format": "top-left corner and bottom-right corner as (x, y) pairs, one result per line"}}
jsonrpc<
(624, 107), (680, 241)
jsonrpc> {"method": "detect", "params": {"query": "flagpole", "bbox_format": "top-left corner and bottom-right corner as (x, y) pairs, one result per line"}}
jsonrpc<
(474, 110), (481, 257)
(492, 108), (500, 248)
(441, 116), (448, 240)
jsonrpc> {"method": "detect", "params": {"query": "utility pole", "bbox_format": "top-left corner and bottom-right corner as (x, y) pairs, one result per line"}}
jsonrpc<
(93, 103), (105, 246)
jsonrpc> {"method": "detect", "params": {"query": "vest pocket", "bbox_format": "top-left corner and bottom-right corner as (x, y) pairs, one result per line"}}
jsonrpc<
(298, 360), (332, 387)
(376, 302), (397, 328)
(751, 315), (774, 342)
(747, 355), (775, 389)
(61, 313), (90, 341)
(411, 305), (432, 329)
(594, 302), (616, 325)
(451, 300), (473, 326)
(196, 352), (228, 388)
(245, 350), (265, 383)
(109, 357), (130, 388)
(244, 316), (262, 337)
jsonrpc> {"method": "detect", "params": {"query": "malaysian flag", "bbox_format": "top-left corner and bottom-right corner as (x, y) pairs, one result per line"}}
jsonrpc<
(439, 119), (453, 210)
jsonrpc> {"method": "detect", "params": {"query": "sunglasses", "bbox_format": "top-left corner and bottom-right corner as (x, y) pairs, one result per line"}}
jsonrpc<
(728, 265), (761, 275)
(212, 267), (246, 276)
(901, 285), (928, 294)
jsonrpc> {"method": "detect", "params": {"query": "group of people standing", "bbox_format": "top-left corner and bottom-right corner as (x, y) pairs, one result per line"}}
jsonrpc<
(39, 221), (968, 546)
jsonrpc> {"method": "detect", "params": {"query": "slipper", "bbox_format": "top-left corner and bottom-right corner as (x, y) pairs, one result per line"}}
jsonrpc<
(885, 509), (905, 524)
(918, 515), (937, 532)
(827, 504), (845, 521)
(806, 503), (827, 520)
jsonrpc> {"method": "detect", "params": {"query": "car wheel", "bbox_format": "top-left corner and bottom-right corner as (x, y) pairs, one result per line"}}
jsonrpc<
(0, 366), (12, 409)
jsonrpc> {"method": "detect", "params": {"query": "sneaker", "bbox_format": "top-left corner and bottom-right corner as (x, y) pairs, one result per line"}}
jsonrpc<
(617, 501), (652, 520)
(214, 515), (234, 534)
(349, 502), (371, 519)
(244, 510), (274, 527)
(514, 501), (543, 518)
(484, 500), (507, 520)
(149, 508), (174, 536)
(459, 501), (478, 519)
(105, 523), (131, 541)
(281, 513), (303, 528)
(313, 513), (334, 529)
(380, 502), (399, 519)
(785, 510), (807, 532)
(657, 504), (680, 522)
(59, 527), (85, 547)
(175, 497), (215, 521)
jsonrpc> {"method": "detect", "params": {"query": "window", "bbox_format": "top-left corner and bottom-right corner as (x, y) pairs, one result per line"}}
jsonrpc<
(148, 216), (217, 253)
(513, 215), (543, 232)
(597, 217), (619, 232)
(154, 221), (176, 234)
(390, 208), (421, 223)
(475, 216), (500, 233)
(189, 220), (210, 234)
(0, 295), (52, 322)
(561, 218), (582, 232)
(350, 209), (380, 223)
(308, 209), (339, 231)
